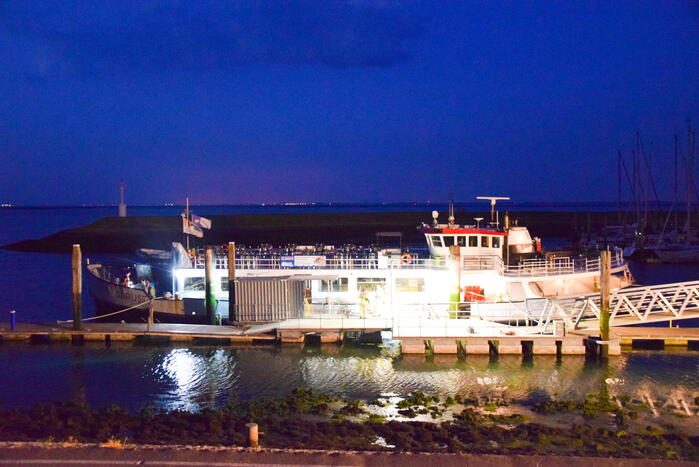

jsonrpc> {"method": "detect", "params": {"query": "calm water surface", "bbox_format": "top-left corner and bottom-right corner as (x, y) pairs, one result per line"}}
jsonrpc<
(0, 207), (697, 411)
(0, 343), (697, 411)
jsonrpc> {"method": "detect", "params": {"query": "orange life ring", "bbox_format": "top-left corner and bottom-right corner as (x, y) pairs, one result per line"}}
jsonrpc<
(400, 253), (413, 265)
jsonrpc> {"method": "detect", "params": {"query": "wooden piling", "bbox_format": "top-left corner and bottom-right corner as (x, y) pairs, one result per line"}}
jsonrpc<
(204, 246), (217, 325)
(72, 244), (82, 331)
(246, 422), (259, 448)
(600, 250), (611, 359)
(228, 242), (236, 323)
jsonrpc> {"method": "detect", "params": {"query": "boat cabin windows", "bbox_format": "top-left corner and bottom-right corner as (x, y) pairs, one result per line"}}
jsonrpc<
(395, 277), (425, 292)
(184, 277), (205, 291)
(320, 278), (348, 292)
(357, 277), (386, 292)
(427, 233), (504, 251)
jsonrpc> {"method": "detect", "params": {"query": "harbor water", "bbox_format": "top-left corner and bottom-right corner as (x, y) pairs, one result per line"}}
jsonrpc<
(0, 206), (697, 411)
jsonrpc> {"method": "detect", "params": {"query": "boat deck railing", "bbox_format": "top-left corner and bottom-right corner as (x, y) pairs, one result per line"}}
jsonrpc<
(189, 250), (626, 276)
(503, 250), (625, 277)
(200, 255), (450, 271)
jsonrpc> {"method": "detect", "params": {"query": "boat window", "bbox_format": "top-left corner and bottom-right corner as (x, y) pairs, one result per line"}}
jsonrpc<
(468, 236), (478, 247)
(443, 236), (455, 247)
(481, 236), (490, 247)
(395, 278), (425, 292)
(357, 277), (386, 292)
(457, 236), (467, 246)
(492, 237), (501, 248)
(220, 277), (229, 291)
(431, 236), (443, 247)
(184, 277), (205, 291)
(319, 278), (348, 292)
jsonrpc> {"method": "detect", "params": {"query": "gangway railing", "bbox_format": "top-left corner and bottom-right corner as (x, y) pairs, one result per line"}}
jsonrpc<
(545, 280), (699, 328)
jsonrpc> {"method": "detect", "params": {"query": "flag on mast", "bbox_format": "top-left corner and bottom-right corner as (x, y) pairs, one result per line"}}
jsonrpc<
(191, 213), (212, 230)
(182, 213), (204, 238)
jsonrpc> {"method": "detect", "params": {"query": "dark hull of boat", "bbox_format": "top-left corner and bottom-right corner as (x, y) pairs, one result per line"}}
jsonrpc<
(92, 298), (208, 324)
(87, 263), (204, 324)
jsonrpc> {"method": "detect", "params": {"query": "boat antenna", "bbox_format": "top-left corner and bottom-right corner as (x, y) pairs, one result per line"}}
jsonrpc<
(448, 192), (455, 225)
(476, 196), (510, 227)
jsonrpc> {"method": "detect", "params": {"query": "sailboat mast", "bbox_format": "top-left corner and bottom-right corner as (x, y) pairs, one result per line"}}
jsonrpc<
(617, 150), (622, 224)
(687, 121), (694, 243)
(186, 197), (190, 251)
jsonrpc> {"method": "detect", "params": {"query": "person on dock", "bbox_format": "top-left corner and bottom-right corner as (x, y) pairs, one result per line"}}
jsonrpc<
(122, 272), (132, 287)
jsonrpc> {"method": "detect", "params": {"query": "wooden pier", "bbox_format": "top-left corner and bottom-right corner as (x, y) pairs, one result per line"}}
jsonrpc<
(1, 321), (696, 355)
(0, 322), (275, 345)
(572, 326), (699, 350)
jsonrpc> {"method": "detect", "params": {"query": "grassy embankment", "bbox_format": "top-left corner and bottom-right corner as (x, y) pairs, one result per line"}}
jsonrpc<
(0, 388), (696, 460)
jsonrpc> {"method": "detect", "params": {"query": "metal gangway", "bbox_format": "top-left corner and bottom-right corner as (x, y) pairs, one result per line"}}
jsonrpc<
(537, 280), (699, 330)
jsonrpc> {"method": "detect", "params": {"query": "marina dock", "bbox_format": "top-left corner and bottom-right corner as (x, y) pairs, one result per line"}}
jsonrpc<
(1, 321), (697, 355)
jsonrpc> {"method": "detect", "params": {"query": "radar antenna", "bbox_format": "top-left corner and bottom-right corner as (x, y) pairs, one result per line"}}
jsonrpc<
(476, 196), (510, 227)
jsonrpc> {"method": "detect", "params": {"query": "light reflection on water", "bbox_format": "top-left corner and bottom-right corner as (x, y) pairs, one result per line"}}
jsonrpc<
(0, 343), (696, 412)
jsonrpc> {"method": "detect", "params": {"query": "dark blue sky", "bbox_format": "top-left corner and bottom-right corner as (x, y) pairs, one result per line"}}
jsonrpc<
(1, 1), (697, 205)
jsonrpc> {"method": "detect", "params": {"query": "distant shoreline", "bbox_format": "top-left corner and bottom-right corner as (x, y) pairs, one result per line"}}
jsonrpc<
(2, 209), (650, 254)
(0, 201), (679, 210)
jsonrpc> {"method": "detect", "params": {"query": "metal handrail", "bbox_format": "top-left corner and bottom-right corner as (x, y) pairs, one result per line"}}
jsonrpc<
(194, 255), (451, 271)
(188, 250), (626, 277)
(548, 279), (699, 328)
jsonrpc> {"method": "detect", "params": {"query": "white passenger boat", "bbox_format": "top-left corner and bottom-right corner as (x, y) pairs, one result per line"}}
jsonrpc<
(164, 201), (633, 324)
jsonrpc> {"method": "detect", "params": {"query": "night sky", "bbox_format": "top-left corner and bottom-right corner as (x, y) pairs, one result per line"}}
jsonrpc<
(1, 1), (697, 205)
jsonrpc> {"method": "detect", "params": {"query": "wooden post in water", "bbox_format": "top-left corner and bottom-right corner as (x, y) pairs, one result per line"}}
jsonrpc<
(246, 422), (259, 448)
(228, 242), (236, 323)
(599, 249), (611, 359)
(204, 246), (217, 325)
(72, 244), (83, 331)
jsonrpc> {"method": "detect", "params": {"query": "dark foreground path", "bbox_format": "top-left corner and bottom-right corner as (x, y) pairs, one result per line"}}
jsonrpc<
(0, 443), (694, 467)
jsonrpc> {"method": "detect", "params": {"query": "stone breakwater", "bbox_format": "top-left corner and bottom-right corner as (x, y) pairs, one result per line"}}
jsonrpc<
(2, 210), (634, 254)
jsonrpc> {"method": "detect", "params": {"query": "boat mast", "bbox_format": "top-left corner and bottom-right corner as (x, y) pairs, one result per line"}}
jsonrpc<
(185, 197), (190, 251)
(686, 120), (695, 244)
(617, 150), (622, 224)
(674, 134), (679, 235)
(659, 135), (680, 245)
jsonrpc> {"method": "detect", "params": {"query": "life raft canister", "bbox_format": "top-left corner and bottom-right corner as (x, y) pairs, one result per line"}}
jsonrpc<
(400, 253), (413, 265)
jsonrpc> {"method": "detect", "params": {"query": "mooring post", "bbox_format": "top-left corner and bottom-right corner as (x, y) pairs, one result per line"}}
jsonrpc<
(72, 244), (83, 331)
(599, 249), (611, 359)
(204, 245), (217, 325)
(9, 310), (16, 331)
(228, 242), (236, 323)
(246, 422), (259, 448)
